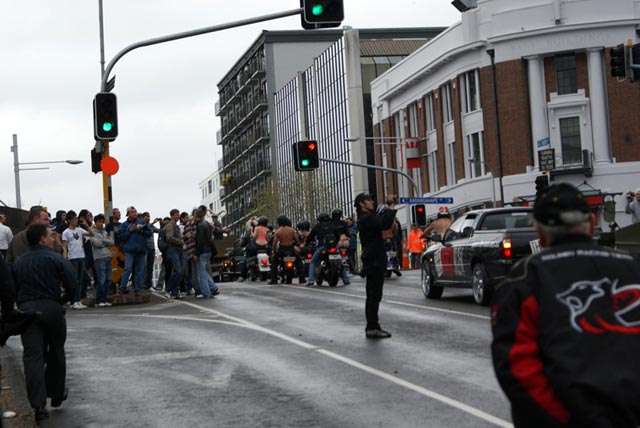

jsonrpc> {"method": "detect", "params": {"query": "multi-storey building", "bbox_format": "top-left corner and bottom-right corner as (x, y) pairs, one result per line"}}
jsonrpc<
(273, 28), (445, 223)
(198, 159), (224, 217)
(216, 30), (344, 234)
(371, 0), (640, 227)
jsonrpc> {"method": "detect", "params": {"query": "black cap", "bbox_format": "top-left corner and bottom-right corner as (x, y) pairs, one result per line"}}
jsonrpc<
(354, 193), (372, 208)
(533, 183), (590, 226)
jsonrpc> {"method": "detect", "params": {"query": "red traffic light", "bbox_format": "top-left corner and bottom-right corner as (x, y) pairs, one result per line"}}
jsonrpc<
(307, 142), (316, 151)
(416, 206), (424, 213)
(100, 156), (119, 176)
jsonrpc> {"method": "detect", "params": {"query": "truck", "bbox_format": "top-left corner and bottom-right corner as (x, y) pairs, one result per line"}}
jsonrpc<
(421, 207), (537, 305)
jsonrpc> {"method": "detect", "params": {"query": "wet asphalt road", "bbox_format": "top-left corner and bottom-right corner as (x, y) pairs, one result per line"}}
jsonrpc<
(9, 270), (513, 428)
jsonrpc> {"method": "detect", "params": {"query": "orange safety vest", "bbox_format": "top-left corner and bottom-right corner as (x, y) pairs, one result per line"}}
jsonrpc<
(407, 229), (424, 254)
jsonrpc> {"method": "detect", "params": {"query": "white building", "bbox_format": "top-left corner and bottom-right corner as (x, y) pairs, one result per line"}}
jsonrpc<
(371, 0), (640, 228)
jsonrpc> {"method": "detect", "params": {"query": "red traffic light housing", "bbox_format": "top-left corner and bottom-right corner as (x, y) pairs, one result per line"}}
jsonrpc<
(411, 204), (427, 226)
(293, 140), (320, 171)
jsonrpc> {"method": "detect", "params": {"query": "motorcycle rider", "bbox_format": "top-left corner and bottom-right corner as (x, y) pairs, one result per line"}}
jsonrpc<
(238, 216), (265, 282)
(270, 215), (304, 285)
(424, 206), (453, 240)
(305, 213), (350, 286)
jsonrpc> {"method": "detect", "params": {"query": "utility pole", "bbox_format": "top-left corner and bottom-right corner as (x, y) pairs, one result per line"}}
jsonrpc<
(11, 134), (21, 209)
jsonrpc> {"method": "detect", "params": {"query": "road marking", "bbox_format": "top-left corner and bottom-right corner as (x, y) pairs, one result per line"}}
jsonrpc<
(80, 302), (510, 427)
(278, 284), (491, 320)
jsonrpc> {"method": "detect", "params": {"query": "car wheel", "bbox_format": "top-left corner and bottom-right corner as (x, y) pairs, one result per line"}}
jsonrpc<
(472, 263), (492, 306)
(421, 263), (443, 299)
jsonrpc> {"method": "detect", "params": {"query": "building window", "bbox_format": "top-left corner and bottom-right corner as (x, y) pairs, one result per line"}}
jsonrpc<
(555, 54), (577, 95)
(425, 93), (436, 131)
(208, 180), (212, 194)
(462, 70), (480, 113)
(445, 141), (456, 185)
(441, 83), (453, 123)
(559, 117), (582, 164)
(428, 152), (438, 192)
(467, 132), (485, 178)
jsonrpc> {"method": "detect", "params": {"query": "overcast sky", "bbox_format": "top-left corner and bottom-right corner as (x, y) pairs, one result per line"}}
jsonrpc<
(0, 0), (460, 219)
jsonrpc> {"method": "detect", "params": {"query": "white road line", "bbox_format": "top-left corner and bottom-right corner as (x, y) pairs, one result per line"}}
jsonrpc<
(278, 284), (491, 320)
(79, 301), (510, 427)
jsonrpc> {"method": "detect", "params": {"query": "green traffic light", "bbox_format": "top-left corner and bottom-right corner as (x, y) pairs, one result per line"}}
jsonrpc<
(311, 3), (324, 15)
(301, 159), (310, 167)
(102, 122), (113, 132)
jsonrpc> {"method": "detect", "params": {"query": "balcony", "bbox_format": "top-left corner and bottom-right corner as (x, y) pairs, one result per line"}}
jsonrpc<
(219, 97), (268, 145)
(220, 158), (272, 203)
(218, 58), (266, 113)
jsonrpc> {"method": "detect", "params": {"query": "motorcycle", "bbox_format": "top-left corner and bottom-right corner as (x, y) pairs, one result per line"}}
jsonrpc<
(274, 247), (300, 284)
(246, 247), (271, 281)
(315, 239), (344, 287)
(384, 238), (400, 278)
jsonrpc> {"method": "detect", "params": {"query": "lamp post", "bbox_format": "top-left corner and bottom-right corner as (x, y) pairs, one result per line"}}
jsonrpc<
(11, 134), (83, 209)
(468, 158), (496, 208)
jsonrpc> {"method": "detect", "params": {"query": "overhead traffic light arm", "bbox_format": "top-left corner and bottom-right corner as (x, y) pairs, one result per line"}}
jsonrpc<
(318, 157), (420, 196)
(100, 8), (303, 91)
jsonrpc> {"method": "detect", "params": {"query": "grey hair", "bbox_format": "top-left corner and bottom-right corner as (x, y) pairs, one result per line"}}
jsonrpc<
(535, 219), (591, 245)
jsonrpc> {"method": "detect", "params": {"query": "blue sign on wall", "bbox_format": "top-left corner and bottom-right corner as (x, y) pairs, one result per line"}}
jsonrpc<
(537, 137), (550, 148)
(399, 197), (454, 204)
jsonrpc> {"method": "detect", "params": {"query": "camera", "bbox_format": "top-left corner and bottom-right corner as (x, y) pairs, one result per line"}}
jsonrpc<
(136, 224), (144, 230)
(627, 191), (635, 201)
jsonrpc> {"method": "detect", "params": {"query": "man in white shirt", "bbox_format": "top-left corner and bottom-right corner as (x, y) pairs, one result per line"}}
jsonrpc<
(0, 214), (13, 259)
(61, 210), (92, 309)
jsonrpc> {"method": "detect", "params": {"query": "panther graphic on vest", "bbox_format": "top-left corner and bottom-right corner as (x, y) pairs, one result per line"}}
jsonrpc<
(556, 277), (640, 334)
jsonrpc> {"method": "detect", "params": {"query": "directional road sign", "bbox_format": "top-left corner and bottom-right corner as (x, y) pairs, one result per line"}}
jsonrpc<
(399, 197), (454, 204)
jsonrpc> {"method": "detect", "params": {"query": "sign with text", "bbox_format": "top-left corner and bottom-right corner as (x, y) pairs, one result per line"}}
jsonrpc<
(537, 137), (550, 148)
(400, 197), (454, 204)
(538, 148), (555, 172)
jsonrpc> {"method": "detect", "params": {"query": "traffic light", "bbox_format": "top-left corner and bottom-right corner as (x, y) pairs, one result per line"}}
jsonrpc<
(91, 148), (102, 174)
(632, 43), (640, 82)
(293, 140), (320, 171)
(535, 175), (549, 198)
(610, 44), (627, 78)
(94, 92), (118, 141)
(412, 204), (427, 227)
(300, 0), (344, 29)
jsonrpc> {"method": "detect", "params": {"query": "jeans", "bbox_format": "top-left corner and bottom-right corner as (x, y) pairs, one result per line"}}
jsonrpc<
(120, 252), (146, 293)
(197, 253), (218, 297)
(69, 258), (85, 303)
(410, 253), (422, 270)
(94, 257), (112, 304)
(189, 258), (200, 294)
(144, 248), (155, 289)
(166, 250), (186, 297)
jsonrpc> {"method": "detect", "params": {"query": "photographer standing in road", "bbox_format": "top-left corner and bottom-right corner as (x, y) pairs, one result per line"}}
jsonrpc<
(625, 188), (640, 224)
(491, 183), (640, 428)
(355, 193), (397, 339)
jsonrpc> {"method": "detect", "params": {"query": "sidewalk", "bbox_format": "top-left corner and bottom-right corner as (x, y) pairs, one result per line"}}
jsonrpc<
(1, 343), (35, 428)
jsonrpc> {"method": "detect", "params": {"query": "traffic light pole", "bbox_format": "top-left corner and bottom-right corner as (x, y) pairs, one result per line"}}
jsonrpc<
(97, 7), (304, 220)
(319, 157), (420, 197)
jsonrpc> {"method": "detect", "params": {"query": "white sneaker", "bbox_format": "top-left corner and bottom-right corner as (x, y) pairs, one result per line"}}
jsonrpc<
(71, 302), (87, 309)
(97, 302), (112, 307)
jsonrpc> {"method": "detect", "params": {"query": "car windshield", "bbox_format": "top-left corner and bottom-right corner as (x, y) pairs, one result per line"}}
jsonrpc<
(478, 211), (533, 230)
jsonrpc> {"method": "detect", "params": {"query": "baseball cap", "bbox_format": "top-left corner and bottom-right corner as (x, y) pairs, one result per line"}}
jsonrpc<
(533, 183), (590, 226)
(354, 193), (372, 208)
(126, 206), (136, 214)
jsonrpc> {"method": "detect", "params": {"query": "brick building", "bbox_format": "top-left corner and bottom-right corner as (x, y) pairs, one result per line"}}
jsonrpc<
(371, 0), (640, 227)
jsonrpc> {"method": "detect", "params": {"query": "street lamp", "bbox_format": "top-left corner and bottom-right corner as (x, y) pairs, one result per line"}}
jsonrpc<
(468, 158), (496, 208)
(11, 134), (84, 209)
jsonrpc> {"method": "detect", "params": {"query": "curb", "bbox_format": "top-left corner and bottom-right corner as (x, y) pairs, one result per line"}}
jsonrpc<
(1, 344), (35, 428)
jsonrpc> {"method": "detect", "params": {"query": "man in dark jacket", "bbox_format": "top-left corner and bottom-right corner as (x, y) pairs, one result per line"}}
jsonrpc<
(12, 224), (77, 421)
(117, 206), (152, 296)
(194, 209), (219, 298)
(492, 183), (640, 428)
(355, 193), (396, 339)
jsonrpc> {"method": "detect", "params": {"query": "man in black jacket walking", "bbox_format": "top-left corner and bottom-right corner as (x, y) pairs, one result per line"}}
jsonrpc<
(11, 224), (77, 421)
(492, 183), (640, 428)
(355, 193), (396, 339)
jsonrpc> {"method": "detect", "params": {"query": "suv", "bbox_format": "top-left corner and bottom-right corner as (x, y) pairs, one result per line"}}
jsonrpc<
(421, 207), (537, 305)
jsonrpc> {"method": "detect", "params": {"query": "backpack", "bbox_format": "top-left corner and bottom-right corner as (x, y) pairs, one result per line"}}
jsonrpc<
(157, 228), (168, 252)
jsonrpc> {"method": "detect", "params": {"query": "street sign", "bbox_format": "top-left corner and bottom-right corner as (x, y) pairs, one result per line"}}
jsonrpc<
(538, 148), (556, 172)
(536, 137), (550, 148)
(400, 197), (453, 204)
